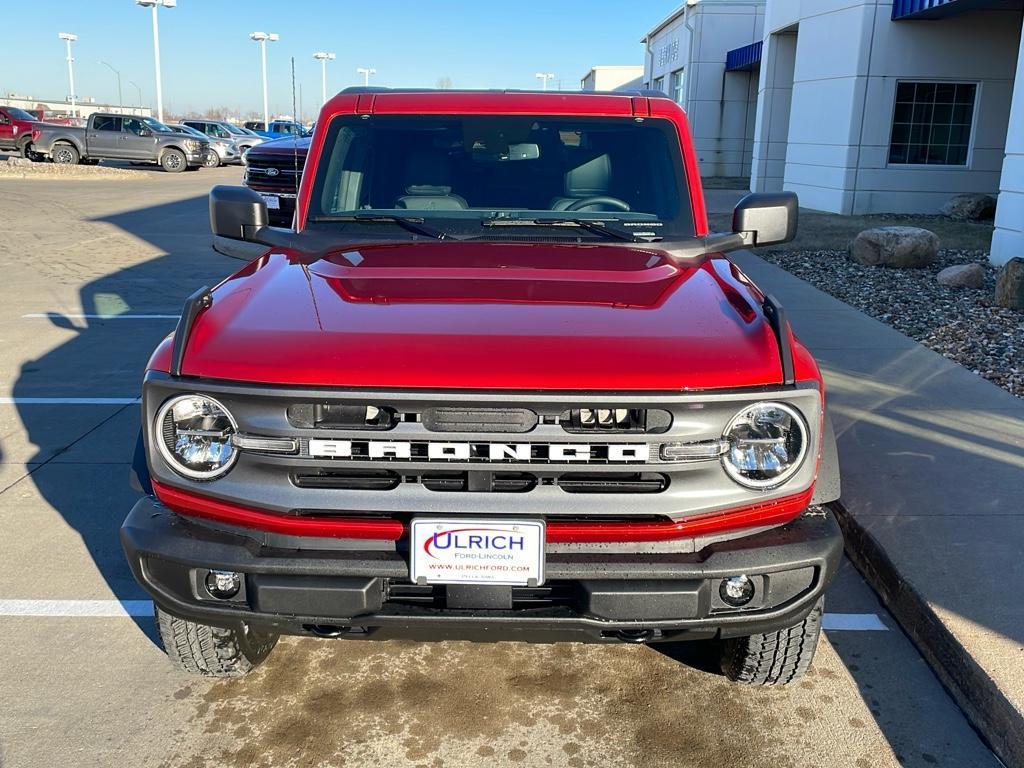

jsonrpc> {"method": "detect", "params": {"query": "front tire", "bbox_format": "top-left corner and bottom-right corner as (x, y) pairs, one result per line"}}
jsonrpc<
(160, 148), (187, 173)
(51, 142), (80, 165)
(720, 598), (823, 686)
(202, 151), (220, 168)
(155, 606), (278, 677)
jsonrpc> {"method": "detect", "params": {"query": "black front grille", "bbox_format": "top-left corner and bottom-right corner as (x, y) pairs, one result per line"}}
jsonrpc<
(560, 408), (672, 434)
(421, 472), (537, 493)
(422, 407), (538, 433)
(244, 156), (302, 193)
(288, 403), (398, 430)
(385, 582), (577, 610)
(292, 469), (400, 491)
(557, 473), (669, 494)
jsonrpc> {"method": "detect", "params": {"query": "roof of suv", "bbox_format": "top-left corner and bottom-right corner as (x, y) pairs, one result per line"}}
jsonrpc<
(339, 86), (669, 98)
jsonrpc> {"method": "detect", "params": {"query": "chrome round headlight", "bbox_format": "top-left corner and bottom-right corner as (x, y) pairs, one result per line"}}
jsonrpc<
(155, 394), (237, 480)
(722, 402), (807, 489)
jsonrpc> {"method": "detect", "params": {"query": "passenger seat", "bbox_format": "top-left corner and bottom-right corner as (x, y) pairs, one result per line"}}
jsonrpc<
(394, 152), (468, 210)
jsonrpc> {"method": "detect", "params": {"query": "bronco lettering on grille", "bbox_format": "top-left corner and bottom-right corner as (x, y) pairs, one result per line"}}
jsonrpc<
(307, 439), (649, 463)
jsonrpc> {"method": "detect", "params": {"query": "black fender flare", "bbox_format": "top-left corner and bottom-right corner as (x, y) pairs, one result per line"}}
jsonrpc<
(811, 410), (841, 504)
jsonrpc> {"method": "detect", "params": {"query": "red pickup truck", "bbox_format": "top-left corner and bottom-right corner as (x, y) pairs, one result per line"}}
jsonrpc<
(122, 88), (841, 685)
(0, 106), (40, 157)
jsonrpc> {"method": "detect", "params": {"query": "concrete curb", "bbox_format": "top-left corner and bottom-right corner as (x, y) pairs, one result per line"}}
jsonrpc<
(831, 501), (1023, 768)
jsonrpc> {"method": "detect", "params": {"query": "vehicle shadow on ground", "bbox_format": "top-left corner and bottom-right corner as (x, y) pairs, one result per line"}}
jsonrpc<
(13, 192), (240, 644)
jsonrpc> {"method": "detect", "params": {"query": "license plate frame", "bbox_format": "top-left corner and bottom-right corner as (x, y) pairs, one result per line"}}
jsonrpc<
(410, 518), (545, 586)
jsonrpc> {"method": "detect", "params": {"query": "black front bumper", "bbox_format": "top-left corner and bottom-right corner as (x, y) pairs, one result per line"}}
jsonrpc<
(121, 497), (843, 644)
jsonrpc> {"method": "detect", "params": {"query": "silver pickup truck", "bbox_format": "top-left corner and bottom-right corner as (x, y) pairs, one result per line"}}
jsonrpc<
(31, 113), (209, 172)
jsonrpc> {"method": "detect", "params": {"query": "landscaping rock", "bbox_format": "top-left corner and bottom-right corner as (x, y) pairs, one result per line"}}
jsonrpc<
(941, 193), (997, 221)
(6, 156), (31, 167)
(849, 227), (939, 268)
(937, 263), (985, 289)
(995, 257), (1024, 310)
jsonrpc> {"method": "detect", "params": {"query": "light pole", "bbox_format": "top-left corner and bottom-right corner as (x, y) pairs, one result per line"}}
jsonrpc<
(356, 67), (376, 87)
(99, 61), (124, 112)
(313, 52), (335, 105)
(250, 32), (279, 130)
(135, 0), (175, 123)
(535, 72), (555, 91)
(58, 33), (78, 117)
(128, 79), (143, 107)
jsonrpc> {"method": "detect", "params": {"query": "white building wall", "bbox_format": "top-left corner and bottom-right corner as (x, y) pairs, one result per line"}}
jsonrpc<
(751, 0), (1021, 215)
(580, 66), (644, 92)
(644, 0), (765, 177)
(991, 16), (1024, 266)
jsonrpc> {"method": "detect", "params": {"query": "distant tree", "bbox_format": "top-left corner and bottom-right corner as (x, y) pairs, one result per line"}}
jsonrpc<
(436, 76), (453, 90)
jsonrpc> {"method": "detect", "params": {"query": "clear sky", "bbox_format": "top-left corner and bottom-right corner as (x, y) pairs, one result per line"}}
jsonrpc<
(1, 1), (680, 120)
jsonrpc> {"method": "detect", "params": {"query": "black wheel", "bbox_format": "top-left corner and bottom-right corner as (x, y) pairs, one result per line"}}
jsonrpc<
(51, 142), (79, 165)
(155, 606), (278, 677)
(720, 598), (823, 686)
(18, 139), (37, 161)
(160, 148), (187, 173)
(202, 151), (220, 168)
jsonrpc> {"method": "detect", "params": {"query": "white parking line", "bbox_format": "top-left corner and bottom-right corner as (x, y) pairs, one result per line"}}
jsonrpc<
(0, 600), (891, 629)
(0, 600), (153, 617)
(0, 397), (140, 405)
(21, 313), (179, 320)
(822, 613), (889, 631)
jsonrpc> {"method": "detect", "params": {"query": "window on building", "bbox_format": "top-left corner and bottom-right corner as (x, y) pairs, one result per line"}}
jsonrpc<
(670, 69), (685, 105)
(653, 76), (665, 94)
(889, 82), (977, 166)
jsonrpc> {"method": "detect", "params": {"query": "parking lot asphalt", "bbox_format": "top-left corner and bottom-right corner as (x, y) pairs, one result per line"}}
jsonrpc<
(0, 165), (1000, 767)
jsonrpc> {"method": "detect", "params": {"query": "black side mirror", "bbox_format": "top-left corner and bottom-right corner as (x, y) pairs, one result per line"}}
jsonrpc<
(209, 185), (297, 250)
(732, 192), (798, 247)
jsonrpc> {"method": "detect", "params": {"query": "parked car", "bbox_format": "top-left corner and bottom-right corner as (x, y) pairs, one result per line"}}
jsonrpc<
(169, 123), (238, 167)
(31, 113), (208, 172)
(242, 120), (307, 140)
(240, 135), (309, 226)
(182, 119), (263, 155)
(0, 106), (41, 158)
(123, 88), (842, 683)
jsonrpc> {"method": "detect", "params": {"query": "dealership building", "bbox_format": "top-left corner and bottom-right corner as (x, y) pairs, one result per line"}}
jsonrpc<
(642, 0), (1024, 265)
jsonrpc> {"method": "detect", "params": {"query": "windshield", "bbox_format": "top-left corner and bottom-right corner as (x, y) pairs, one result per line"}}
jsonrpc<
(222, 122), (246, 136)
(5, 108), (37, 122)
(307, 114), (692, 240)
(142, 117), (175, 134)
(174, 124), (206, 139)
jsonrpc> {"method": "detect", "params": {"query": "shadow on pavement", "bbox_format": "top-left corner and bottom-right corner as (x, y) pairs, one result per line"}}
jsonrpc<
(12, 192), (239, 643)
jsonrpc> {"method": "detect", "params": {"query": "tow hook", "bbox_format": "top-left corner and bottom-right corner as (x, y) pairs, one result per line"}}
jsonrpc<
(304, 624), (350, 638)
(615, 629), (657, 644)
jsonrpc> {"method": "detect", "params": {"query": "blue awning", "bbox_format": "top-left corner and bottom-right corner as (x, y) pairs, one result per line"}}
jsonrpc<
(893, 0), (1022, 20)
(726, 41), (763, 72)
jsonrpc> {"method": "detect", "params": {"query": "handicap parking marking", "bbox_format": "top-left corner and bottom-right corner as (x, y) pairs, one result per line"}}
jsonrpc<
(0, 397), (140, 405)
(822, 612), (889, 631)
(0, 599), (891, 629)
(21, 313), (179, 320)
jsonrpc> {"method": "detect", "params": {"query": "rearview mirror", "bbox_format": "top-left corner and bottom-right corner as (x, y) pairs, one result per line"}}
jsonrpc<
(732, 192), (798, 247)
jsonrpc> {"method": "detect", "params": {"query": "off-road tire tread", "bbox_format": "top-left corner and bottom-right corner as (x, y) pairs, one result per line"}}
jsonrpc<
(720, 598), (823, 686)
(155, 606), (277, 678)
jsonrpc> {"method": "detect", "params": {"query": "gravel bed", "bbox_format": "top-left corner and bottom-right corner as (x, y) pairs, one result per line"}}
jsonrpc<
(0, 158), (144, 179)
(760, 248), (1023, 398)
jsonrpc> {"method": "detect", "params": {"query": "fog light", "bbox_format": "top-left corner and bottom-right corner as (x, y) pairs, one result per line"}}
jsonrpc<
(719, 575), (755, 607)
(205, 570), (241, 599)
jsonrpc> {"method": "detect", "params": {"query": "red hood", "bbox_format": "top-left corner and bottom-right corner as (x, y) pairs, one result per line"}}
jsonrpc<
(175, 242), (785, 390)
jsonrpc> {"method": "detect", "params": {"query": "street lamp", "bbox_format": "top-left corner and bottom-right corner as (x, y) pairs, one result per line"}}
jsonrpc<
(99, 61), (123, 113)
(535, 72), (555, 91)
(356, 67), (376, 87)
(135, 0), (176, 122)
(313, 52), (335, 105)
(58, 33), (78, 117)
(128, 79), (143, 107)
(250, 32), (279, 131)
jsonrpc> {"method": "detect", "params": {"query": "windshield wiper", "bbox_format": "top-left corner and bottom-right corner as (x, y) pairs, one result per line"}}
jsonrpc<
(309, 213), (449, 240)
(480, 217), (656, 243)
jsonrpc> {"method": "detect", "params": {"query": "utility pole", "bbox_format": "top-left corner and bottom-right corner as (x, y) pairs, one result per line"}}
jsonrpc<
(58, 33), (78, 117)
(250, 32), (279, 130)
(135, 0), (175, 122)
(313, 52), (335, 105)
(100, 61), (124, 112)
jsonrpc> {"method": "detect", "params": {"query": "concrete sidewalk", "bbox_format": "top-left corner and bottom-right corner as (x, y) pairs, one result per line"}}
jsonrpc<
(732, 251), (1024, 767)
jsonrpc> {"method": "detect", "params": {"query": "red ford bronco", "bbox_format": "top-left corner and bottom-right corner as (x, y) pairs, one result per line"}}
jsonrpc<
(122, 88), (841, 684)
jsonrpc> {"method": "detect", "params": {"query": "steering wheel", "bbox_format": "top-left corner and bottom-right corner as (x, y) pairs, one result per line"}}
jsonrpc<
(564, 196), (631, 212)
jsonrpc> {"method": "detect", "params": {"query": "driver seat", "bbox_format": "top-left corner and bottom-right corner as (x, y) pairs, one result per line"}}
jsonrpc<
(394, 151), (468, 211)
(550, 152), (613, 211)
